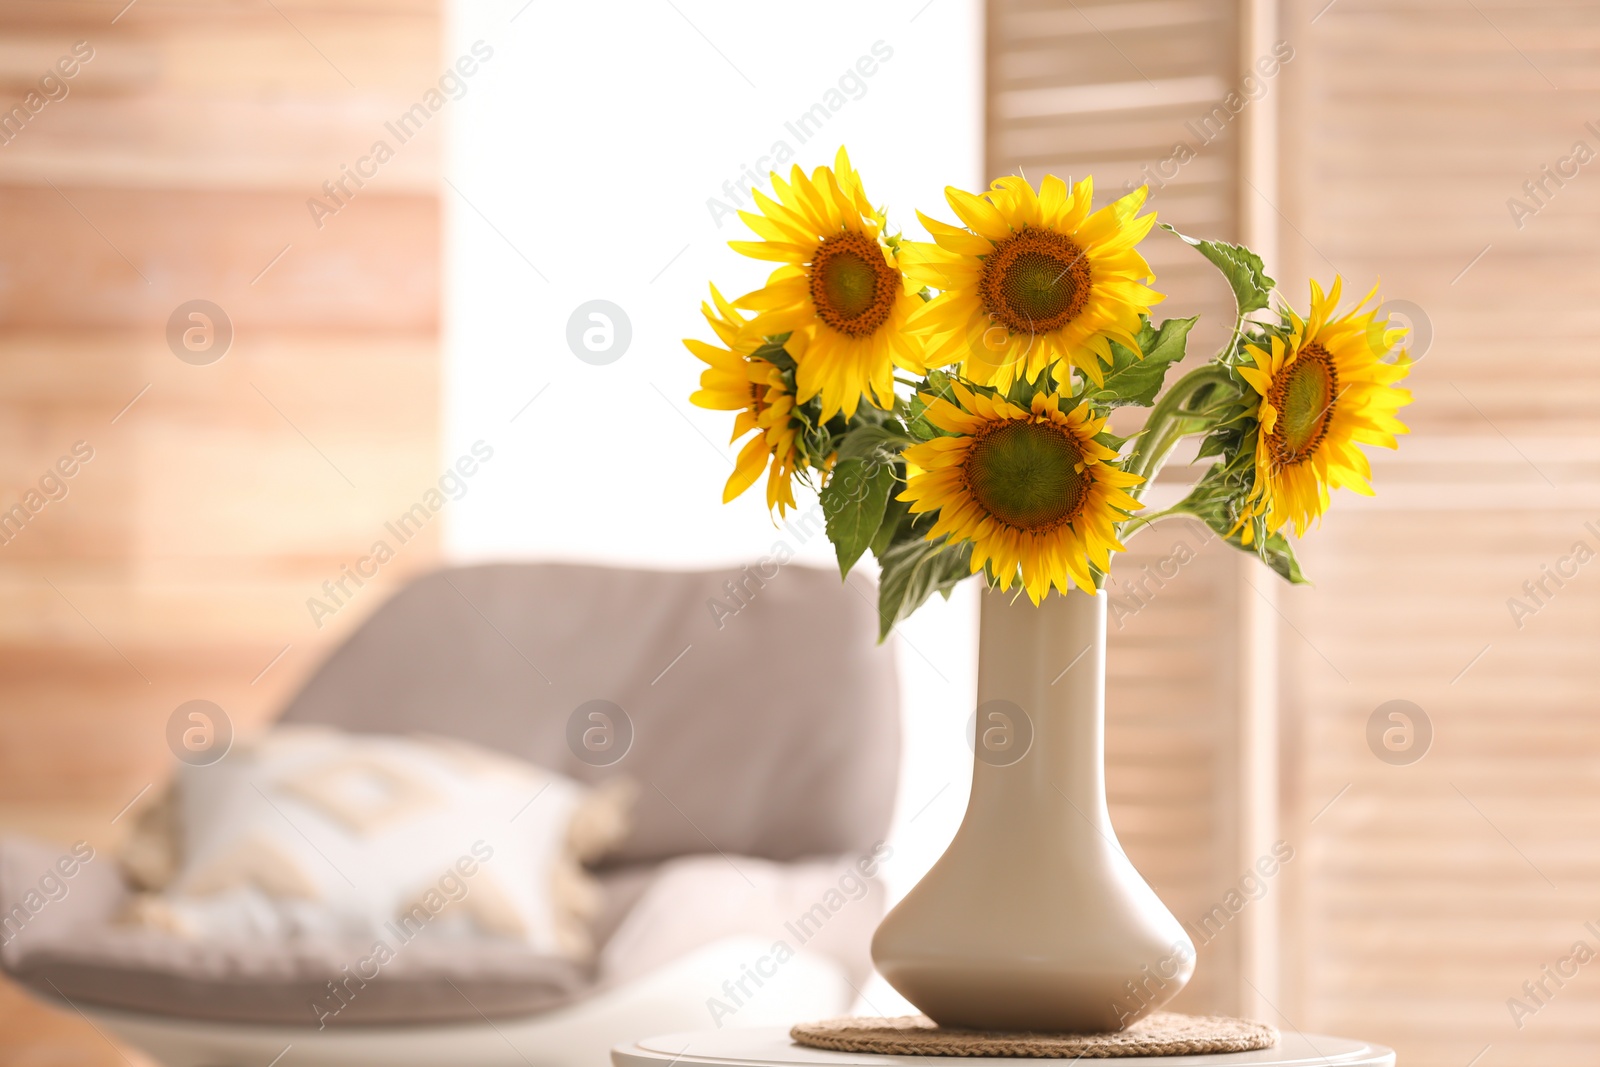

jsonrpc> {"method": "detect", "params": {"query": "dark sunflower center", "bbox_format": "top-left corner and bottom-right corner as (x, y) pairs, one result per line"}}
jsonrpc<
(963, 420), (1088, 532)
(809, 230), (897, 337)
(979, 228), (1092, 334)
(1267, 345), (1339, 466)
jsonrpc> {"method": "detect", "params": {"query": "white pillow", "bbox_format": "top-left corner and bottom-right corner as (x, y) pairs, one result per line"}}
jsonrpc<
(125, 726), (623, 958)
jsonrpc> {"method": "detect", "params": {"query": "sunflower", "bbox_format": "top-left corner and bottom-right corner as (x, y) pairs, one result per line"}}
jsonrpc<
(902, 175), (1163, 392)
(899, 383), (1144, 603)
(687, 284), (810, 516)
(1235, 277), (1412, 540)
(729, 147), (924, 421)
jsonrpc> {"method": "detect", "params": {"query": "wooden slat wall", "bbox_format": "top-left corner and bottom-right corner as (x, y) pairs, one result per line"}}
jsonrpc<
(0, 2), (441, 1062)
(1105, 520), (1246, 1015)
(1276, 2), (1600, 1064)
(987, 0), (1251, 1015)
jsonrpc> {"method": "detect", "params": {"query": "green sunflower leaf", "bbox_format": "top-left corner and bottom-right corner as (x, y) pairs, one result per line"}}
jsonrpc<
(1160, 223), (1275, 316)
(875, 535), (974, 641)
(822, 458), (897, 579)
(751, 334), (798, 372)
(870, 485), (913, 560)
(835, 421), (914, 462)
(1194, 432), (1232, 460)
(1004, 373), (1052, 411)
(1086, 316), (1197, 408)
(1170, 461), (1310, 585)
(906, 370), (959, 441)
(1253, 529), (1308, 585)
(1096, 429), (1132, 452)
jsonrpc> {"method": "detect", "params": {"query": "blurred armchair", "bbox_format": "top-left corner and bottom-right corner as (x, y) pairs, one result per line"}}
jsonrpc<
(0, 562), (900, 1067)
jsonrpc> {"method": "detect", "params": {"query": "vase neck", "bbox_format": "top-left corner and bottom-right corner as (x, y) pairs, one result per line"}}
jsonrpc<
(970, 588), (1110, 831)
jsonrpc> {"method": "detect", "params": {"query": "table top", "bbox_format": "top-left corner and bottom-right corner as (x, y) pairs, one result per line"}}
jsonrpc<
(613, 1028), (1396, 1067)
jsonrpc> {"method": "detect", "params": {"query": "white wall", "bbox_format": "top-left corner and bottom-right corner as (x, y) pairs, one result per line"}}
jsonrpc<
(445, 0), (984, 1015)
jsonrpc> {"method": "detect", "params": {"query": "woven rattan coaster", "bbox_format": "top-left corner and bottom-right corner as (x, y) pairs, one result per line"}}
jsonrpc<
(791, 1013), (1279, 1058)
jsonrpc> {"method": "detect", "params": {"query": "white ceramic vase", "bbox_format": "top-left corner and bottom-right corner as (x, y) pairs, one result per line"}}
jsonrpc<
(871, 588), (1195, 1032)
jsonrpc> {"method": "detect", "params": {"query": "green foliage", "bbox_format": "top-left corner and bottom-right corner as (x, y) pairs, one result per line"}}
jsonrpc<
(1085, 316), (1197, 408)
(1160, 223), (1275, 316)
(1003, 368), (1053, 411)
(1253, 528), (1308, 585)
(750, 334), (797, 372)
(904, 368), (958, 441)
(869, 486), (913, 560)
(821, 458), (897, 579)
(1120, 362), (1247, 495)
(873, 532), (974, 641)
(835, 457), (973, 641)
(834, 420), (914, 463)
(1168, 449), (1308, 585)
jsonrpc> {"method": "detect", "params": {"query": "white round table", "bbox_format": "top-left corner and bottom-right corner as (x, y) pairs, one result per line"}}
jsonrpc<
(613, 1028), (1396, 1067)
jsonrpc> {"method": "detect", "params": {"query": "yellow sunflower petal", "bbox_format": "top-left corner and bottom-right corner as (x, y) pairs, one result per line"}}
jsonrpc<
(901, 386), (1142, 600)
(914, 172), (1162, 391)
(1244, 277), (1413, 538)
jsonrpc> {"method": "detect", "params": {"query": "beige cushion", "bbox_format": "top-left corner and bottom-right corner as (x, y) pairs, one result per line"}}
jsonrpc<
(118, 728), (631, 960)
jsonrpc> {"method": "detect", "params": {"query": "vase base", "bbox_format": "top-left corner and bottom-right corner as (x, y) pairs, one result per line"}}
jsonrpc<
(873, 968), (1166, 1034)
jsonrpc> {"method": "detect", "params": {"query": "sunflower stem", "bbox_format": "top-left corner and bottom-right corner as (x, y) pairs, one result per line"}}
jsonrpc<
(1124, 364), (1235, 500)
(1215, 314), (1245, 368)
(1117, 504), (1185, 544)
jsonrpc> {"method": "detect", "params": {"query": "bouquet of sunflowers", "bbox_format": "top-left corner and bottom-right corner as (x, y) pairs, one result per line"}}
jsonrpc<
(687, 148), (1412, 639)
